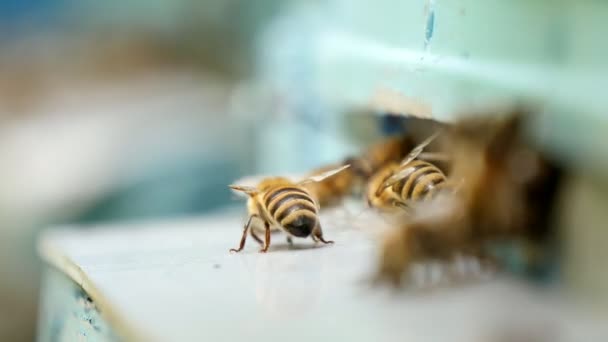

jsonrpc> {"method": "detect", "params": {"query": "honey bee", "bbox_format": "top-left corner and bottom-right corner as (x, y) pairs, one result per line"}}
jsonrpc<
(366, 132), (452, 212)
(229, 165), (350, 253)
(375, 110), (564, 286)
(300, 135), (414, 207)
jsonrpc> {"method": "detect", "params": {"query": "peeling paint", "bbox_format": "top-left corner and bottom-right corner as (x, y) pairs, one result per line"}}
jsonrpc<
(38, 268), (119, 342)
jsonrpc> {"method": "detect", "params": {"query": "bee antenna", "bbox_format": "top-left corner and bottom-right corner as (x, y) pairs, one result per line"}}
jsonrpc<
(228, 184), (258, 197)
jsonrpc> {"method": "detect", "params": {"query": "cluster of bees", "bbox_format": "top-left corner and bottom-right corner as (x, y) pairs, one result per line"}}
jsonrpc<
(230, 108), (564, 288)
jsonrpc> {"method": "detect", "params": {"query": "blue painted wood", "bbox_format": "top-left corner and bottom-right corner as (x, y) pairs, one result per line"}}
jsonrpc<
(37, 267), (119, 342)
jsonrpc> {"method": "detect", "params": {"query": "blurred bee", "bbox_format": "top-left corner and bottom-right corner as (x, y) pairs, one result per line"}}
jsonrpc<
(365, 132), (453, 212)
(229, 165), (350, 253)
(304, 135), (415, 207)
(375, 110), (564, 286)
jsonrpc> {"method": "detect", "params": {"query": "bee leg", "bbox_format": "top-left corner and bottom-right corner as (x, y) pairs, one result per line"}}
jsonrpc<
(312, 224), (334, 244)
(375, 228), (409, 287)
(250, 228), (264, 245)
(230, 214), (260, 253)
(286, 236), (293, 245)
(259, 222), (271, 253)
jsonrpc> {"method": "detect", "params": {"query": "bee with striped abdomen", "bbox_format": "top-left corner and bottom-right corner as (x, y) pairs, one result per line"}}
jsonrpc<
(366, 132), (451, 212)
(229, 165), (350, 253)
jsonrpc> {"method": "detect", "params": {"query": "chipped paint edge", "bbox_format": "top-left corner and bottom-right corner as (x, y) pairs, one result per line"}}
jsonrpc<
(37, 232), (151, 342)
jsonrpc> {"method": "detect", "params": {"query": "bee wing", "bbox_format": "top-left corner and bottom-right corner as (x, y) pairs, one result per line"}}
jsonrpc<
(398, 131), (440, 168)
(378, 132), (441, 191)
(381, 157), (435, 191)
(296, 164), (350, 185)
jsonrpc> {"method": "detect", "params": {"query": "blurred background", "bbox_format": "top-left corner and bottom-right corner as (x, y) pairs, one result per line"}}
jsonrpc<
(0, 1), (285, 339)
(1, 1), (608, 340)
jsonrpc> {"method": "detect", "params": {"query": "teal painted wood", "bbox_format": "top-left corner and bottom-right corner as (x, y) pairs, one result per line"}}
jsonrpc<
(257, 0), (608, 173)
(263, 0), (608, 115)
(37, 267), (119, 342)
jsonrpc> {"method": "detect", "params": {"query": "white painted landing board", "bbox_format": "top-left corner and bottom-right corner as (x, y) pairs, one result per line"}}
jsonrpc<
(39, 208), (606, 341)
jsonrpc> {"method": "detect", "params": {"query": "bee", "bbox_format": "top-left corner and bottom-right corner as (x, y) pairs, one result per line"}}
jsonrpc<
(366, 132), (452, 212)
(375, 110), (564, 286)
(229, 165), (350, 253)
(300, 135), (414, 207)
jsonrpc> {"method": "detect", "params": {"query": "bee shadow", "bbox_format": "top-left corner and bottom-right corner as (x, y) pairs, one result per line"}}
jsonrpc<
(269, 242), (325, 252)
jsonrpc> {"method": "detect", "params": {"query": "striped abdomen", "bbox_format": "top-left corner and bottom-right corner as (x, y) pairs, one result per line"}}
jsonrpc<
(392, 160), (447, 202)
(263, 186), (318, 237)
